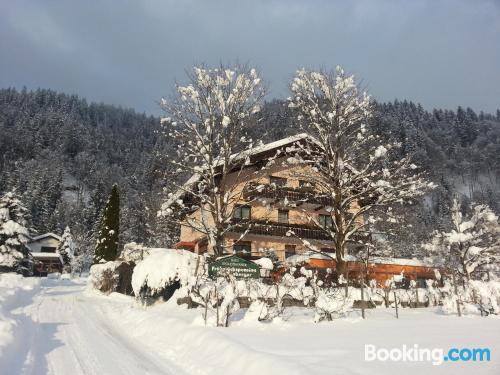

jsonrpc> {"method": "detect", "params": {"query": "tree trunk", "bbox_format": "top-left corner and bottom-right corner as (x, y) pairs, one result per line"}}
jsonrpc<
(335, 235), (347, 276)
(336, 258), (347, 276)
(394, 291), (399, 319)
(360, 281), (365, 319)
(452, 273), (462, 317)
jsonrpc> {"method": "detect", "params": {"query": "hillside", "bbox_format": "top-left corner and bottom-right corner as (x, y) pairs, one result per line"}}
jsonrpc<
(0, 87), (499, 256)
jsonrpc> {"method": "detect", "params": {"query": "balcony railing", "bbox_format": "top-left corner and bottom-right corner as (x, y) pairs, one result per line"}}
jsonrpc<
(230, 219), (333, 241)
(243, 183), (332, 206)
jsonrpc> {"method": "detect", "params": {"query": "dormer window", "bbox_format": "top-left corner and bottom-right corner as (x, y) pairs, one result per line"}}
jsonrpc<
(270, 176), (287, 187)
(233, 241), (252, 255)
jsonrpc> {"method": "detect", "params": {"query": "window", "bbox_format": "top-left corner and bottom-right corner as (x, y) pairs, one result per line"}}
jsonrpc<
(393, 275), (410, 289)
(278, 209), (289, 224)
(318, 214), (333, 229)
(41, 246), (56, 253)
(416, 277), (427, 288)
(233, 241), (252, 254)
(233, 205), (251, 220)
(284, 245), (296, 259)
(270, 176), (287, 187)
(299, 180), (314, 189)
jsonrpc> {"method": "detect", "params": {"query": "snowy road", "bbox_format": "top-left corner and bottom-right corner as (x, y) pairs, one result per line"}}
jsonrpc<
(2, 276), (499, 375)
(8, 279), (186, 375)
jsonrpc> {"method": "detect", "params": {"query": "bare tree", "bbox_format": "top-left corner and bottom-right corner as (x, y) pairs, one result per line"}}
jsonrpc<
(288, 66), (434, 275)
(159, 64), (266, 256)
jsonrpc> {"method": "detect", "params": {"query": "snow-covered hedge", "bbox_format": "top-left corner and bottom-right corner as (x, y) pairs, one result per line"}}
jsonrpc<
(131, 249), (198, 297)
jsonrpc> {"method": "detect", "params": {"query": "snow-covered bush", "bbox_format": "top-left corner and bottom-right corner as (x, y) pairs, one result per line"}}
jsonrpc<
(88, 261), (121, 294)
(440, 279), (500, 316)
(88, 260), (135, 295)
(314, 287), (353, 322)
(132, 249), (198, 304)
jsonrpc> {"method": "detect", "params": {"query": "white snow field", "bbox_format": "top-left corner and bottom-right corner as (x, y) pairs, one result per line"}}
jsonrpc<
(1, 274), (499, 375)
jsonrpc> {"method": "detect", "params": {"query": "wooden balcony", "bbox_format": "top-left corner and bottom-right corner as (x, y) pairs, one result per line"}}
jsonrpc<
(243, 183), (332, 207)
(230, 219), (333, 241)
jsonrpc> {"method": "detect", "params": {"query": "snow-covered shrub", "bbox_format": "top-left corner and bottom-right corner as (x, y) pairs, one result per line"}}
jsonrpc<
(315, 287), (353, 322)
(132, 249), (198, 304)
(88, 260), (135, 295)
(441, 279), (500, 316)
(88, 261), (121, 294)
(188, 271), (241, 327)
(468, 280), (500, 315)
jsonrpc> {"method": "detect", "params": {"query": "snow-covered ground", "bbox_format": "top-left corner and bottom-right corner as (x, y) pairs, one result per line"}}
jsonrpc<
(1, 274), (499, 375)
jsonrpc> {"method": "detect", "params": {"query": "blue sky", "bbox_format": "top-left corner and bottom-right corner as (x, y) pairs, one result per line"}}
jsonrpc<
(1, 0), (499, 115)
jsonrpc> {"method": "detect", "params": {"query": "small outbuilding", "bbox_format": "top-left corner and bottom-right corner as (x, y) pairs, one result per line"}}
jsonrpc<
(26, 233), (63, 276)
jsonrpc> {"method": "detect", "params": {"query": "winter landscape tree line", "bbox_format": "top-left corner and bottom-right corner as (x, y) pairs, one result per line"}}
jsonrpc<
(0, 68), (499, 271)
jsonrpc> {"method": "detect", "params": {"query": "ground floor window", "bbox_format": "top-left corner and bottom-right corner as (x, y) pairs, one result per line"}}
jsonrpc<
(416, 277), (428, 288)
(284, 244), (296, 258)
(233, 241), (252, 255)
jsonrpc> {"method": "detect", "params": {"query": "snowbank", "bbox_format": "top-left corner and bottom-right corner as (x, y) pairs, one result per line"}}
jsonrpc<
(131, 249), (198, 296)
(0, 273), (40, 358)
(102, 294), (307, 375)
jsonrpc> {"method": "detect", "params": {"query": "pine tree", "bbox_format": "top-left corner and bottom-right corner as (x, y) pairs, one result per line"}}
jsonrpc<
(57, 226), (75, 272)
(0, 191), (32, 273)
(94, 184), (120, 263)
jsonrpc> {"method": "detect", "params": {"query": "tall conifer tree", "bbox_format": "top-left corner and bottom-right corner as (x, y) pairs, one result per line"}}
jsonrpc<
(94, 184), (120, 263)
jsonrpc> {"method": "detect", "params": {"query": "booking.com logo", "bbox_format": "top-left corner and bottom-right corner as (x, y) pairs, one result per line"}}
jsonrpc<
(365, 344), (491, 366)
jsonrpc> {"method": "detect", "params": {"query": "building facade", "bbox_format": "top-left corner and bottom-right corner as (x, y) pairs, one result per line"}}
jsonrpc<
(174, 134), (361, 261)
(26, 233), (63, 276)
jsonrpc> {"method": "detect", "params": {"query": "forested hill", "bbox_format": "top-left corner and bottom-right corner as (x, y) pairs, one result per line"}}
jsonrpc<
(1, 87), (499, 255)
(0, 87), (176, 250)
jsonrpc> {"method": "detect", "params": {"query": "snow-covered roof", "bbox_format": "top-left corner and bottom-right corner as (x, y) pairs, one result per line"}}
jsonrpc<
(162, 133), (316, 210)
(31, 252), (62, 260)
(30, 232), (62, 242)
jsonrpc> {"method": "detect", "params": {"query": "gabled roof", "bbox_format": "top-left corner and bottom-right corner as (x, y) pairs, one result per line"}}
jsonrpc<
(162, 133), (318, 210)
(30, 232), (62, 242)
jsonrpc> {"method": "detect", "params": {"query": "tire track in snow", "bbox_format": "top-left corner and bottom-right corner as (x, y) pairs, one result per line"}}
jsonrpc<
(25, 280), (186, 375)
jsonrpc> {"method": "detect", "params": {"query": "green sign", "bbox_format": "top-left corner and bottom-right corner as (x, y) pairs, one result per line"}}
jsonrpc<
(208, 255), (260, 279)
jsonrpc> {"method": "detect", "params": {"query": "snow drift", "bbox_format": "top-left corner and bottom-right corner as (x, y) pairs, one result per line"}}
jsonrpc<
(0, 273), (40, 358)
